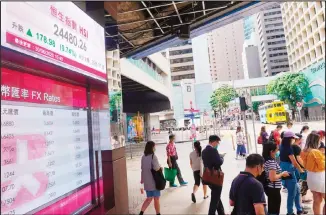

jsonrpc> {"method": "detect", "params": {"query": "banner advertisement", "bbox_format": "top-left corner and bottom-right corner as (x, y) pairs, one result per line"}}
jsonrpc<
(1, 2), (106, 80)
(127, 113), (144, 142)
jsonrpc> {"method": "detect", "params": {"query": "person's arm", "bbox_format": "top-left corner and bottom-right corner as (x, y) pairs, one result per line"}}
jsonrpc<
(190, 155), (192, 168)
(214, 150), (224, 167)
(269, 170), (288, 181)
(289, 155), (304, 173)
(254, 204), (266, 215)
(252, 183), (266, 215)
(166, 145), (172, 167)
(314, 150), (326, 171)
(229, 180), (235, 206)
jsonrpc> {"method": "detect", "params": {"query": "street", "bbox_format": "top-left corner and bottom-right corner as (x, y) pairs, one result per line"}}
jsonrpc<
(127, 120), (325, 214)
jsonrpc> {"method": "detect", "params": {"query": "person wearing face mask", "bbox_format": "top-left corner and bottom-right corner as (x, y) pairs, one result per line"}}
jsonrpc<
(262, 143), (290, 215)
(279, 131), (306, 215)
(229, 154), (266, 215)
(202, 135), (225, 215)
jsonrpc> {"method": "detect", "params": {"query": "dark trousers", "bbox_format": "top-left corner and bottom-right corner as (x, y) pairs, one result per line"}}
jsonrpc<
(208, 185), (225, 215)
(169, 156), (184, 185)
(266, 187), (281, 215)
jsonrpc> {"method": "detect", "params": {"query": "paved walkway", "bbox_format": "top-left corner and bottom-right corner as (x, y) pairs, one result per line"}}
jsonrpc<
(127, 134), (317, 214)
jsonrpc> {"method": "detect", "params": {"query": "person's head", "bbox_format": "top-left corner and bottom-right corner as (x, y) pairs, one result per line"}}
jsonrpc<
(260, 126), (266, 134)
(276, 124), (283, 131)
(209, 135), (221, 148)
(300, 125), (309, 134)
(245, 154), (265, 177)
(294, 133), (303, 145)
(169, 134), (175, 142)
(317, 130), (325, 141)
(262, 143), (278, 160)
(194, 141), (202, 157)
(281, 131), (299, 146)
(305, 133), (321, 150)
(144, 141), (155, 156)
(236, 126), (242, 133)
(287, 121), (293, 129)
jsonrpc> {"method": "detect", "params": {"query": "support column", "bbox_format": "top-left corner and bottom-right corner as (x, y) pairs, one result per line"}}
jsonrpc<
(144, 113), (152, 141)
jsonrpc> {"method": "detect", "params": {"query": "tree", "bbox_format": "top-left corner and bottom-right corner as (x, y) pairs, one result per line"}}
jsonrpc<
(209, 85), (238, 119)
(109, 91), (122, 121)
(252, 101), (261, 114)
(267, 72), (310, 119)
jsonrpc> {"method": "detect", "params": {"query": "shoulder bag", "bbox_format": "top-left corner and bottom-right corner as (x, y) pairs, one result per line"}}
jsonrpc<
(202, 167), (224, 187)
(151, 154), (166, 190)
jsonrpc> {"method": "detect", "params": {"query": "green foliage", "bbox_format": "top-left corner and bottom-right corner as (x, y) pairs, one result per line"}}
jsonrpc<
(252, 101), (261, 114)
(267, 73), (310, 109)
(209, 85), (238, 110)
(109, 91), (122, 111)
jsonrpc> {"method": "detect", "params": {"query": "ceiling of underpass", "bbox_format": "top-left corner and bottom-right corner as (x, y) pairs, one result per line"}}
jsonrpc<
(104, 1), (277, 58)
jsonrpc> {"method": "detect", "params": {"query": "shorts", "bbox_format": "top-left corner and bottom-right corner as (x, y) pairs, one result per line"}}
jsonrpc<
(146, 190), (161, 198)
(193, 170), (201, 186)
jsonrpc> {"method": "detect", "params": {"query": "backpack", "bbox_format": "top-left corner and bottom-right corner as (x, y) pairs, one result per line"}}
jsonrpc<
(257, 135), (263, 144)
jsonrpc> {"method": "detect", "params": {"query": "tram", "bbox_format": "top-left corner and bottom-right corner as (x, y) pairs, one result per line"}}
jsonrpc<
(258, 100), (287, 124)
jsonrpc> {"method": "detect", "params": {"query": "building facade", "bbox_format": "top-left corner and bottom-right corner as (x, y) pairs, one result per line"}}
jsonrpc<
(281, 2), (325, 72)
(243, 45), (262, 79)
(168, 41), (195, 82)
(207, 20), (245, 82)
(256, 4), (290, 76)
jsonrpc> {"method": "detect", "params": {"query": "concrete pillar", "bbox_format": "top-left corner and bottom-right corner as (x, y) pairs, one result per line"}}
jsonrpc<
(144, 113), (152, 141)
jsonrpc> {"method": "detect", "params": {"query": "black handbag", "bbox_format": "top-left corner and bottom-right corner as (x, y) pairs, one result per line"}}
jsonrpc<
(151, 154), (166, 190)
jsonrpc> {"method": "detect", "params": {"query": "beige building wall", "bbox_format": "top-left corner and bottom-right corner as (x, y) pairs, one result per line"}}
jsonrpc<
(207, 20), (245, 82)
(281, 2), (325, 72)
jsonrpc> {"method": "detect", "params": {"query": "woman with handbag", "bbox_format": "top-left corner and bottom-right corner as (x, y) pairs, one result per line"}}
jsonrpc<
(140, 141), (163, 215)
(189, 141), (208, 203)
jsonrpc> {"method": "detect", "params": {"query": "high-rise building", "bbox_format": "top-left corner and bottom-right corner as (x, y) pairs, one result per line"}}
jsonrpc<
(256, 4), (290, 76)
(242, 45), (262, 79)
(168, 41), (195, 82)
(207, 20), (245, 82)
(281, 2), (325, 72)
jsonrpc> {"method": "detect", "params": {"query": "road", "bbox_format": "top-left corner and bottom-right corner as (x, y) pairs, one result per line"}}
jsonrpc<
(127, 120), (325, 214)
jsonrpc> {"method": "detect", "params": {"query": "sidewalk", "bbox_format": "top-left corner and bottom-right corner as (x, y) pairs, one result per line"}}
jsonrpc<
(126, 136), (315, 214)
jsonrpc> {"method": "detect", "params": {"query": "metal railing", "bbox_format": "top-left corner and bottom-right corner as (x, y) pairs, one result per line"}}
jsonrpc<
(127, 58), (164, 84)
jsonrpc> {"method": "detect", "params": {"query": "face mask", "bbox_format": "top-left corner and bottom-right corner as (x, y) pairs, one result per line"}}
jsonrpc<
(275, 151), (280, 157)
(214, 145), (218, 150)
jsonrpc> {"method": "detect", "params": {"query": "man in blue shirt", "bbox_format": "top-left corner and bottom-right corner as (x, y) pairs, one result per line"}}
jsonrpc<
(202, 135), (225, 215)
(229, 154), (266, 215)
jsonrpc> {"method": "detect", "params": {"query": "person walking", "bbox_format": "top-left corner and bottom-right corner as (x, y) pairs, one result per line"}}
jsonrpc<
(189, 141), (208, 203)
(262, 144), (290, 215)
(300, 126), (310, 149)
(279, 131), (306, 215)
(202, 135), (225, 215)
(229, 154), (266, 215)
(140, 141), (162, 215)
(301, 133), (325, 215)
(166, 134), (187, 187)
(235, 126), (247, 159)
(259, 126), (269, 144)
(270, 124), (283, 146)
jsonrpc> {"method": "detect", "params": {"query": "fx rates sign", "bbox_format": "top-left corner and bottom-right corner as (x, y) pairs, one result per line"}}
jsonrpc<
(1, 2), (106, 80)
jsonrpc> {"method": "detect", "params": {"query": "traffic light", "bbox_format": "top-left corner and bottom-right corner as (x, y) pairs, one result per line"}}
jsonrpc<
(239, 97), (248, 111)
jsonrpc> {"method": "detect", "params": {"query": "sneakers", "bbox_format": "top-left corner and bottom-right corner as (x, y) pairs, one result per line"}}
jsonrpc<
(191, 193), (196, 203)
(204, 195), (209, 199)
(282, 187), (288, 193)
(180, 182), (188, 186)
(170, 184), (178, 187)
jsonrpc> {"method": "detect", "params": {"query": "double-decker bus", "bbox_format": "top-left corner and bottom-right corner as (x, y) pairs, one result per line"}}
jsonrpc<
(259, 100), (287, 124)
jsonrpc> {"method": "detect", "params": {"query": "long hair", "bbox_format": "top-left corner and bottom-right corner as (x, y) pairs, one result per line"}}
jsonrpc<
(281, 137), (294, 148)
(300, 125), (309, 134)
(262, 143), (278, 161)
(144, 141), (155, 156)
(260, 126), (266, 136)
(236, 126), (242, 133)
(305, 133), (320, 150)
(194, 141), (202, 157)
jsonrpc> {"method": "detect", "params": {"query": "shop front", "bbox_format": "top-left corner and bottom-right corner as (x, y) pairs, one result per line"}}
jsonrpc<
(1, 2), (112, 214)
